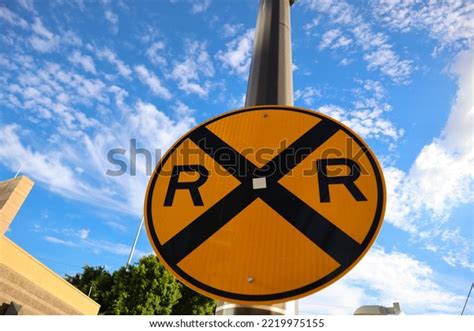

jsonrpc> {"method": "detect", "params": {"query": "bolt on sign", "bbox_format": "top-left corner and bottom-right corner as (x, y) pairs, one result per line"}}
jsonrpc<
(144, 105), (386, 304)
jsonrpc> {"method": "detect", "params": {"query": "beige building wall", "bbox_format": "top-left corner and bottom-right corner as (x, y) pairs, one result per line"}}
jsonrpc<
(0, 177), (34, 235)
(0, 176), (100, 315)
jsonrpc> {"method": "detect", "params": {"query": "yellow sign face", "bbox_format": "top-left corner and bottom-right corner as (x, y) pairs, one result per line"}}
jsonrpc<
(145, 105), (386, 304)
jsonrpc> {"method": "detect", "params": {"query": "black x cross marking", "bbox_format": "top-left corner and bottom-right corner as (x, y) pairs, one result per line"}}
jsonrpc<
(159, 118), (365, 269)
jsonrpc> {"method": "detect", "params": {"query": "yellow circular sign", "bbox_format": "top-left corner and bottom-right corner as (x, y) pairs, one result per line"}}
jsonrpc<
(145, 105), (386, 304)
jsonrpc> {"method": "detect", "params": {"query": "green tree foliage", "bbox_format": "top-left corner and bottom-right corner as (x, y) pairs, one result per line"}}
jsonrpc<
(64, 265), (113, 310)
(108, 255), (181, 315)
(65, 254), (215, 315)
(172, 282), (216, 315)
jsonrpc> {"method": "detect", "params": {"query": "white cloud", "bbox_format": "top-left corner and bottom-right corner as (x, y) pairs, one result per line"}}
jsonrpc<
(371, 0), (474, 50)
(301, 0), (413, 84)
(105, 10), (118, 25)
(363, 44), (412, 83)
(319, 29), (340, 50)
(108, 85), (128, 108)
(303, 17), (320, 36)
(332, 35), (352, 49)
(300, 247), (465, 314)
(61, 30), (83, 47)
(29, 36), (57, 53)
(173, 100), (194, 117)
(442, 47), (474, 155)
(95, 47), (132, 78)
(130, 101), (194, 148)
(32, 17), (52, 38)
(339, 58), (352, 66)
(320, 104), (402, 141)
(105, 220), (127, 232)
(82, 239), (141, 256)
(317, 80), (404, 141)
(44, 236), (77, 247)
(216, 28), (254, 78)
(135, 65), (171, 99)
(77, 100), (195, 215)
(384, 46), (474, 269)
(68, 51), (97, 74)
(0, 125), (124, 211)
(78, 229), (89, 240)
(146, 41), (166, 67)
(190, 0), (211, 14)
(226, 93), (246, 109)
(1, 62), (106, 134)
(16, 0), (35, 12)
(319, 29), (352, 50)
(43, 229), (146, 257)
(0, 97), (196, 217)
(170, 40), (214, 97)
(0, 40), (195, 216)
(295, 86), (321, 106)
(30, 18), (59, 53)
(222, 23), (243, 38)
(0, 5), (28, 29)
(105, 9), (118, 33)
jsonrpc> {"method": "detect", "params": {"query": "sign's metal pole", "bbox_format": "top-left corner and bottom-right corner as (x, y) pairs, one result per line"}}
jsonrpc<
(216, 0), (296, 315)
(245, 0), (294, 107)
(126, 216), (144, 270)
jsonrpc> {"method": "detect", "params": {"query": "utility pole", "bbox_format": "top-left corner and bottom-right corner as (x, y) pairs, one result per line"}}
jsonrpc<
(215, 0), (296, 315)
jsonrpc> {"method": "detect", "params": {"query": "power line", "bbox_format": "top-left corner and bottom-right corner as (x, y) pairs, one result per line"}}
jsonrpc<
(461, 282), (473, 315)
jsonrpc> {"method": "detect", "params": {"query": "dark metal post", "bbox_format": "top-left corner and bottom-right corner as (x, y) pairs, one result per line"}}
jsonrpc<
(245, 0), (294, 107)
(216, 0), (296, 315)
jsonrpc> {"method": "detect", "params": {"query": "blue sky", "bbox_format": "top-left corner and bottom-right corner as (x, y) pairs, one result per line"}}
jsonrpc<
(0, 0), (472, 315)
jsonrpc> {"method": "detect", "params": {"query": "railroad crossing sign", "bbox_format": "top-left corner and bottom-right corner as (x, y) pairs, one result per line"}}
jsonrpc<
(144, 105), (386, 304)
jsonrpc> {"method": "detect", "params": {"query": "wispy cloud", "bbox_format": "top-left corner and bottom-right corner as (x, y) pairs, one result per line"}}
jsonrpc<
(16, 0), (35, 13)
(303, 17), (320, 36)
(222, 23), (244, 38)
(78, 229), (89, 240)
(0, 5), (28, 29)
(146, 41), (167, 67)
(30, 17), (60, 52)
(95, 47), (132, 78)
(104, 9), (119, 34)
(43, 229), (146, 258)
(0, 41), (195, 216)
(301, 247), (465, 314)
(294, 87), (321, 106)
(315, 79), (404, 142)
(384, 46), (474, 270)
(44, 236), (77, 247)
(371, 0), (474, 51)
(190, 0), (211, 14)
(169, 40), (214, 97)
(216, 28), (254, 79)
(68, 51), (97, 74)
(135, 65), (172, 99)
(301, 0), (413, 84)
(319, 29), (352, 50)
(0, 59), (108, 137)
(0, 125), (125, 212)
